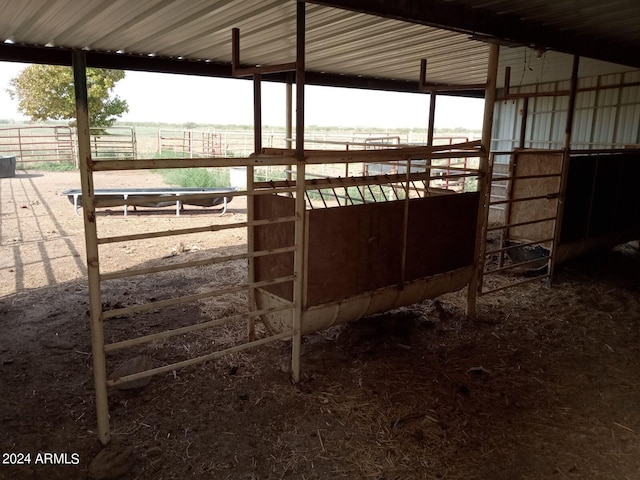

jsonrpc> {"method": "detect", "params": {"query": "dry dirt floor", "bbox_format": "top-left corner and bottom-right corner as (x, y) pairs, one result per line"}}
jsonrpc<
(1, 169), (639, 480)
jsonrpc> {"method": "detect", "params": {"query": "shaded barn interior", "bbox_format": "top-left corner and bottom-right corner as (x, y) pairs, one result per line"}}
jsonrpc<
(495, 149), (640, 266)
(558, 150), (640, 260)
(2, 0), (640, 448)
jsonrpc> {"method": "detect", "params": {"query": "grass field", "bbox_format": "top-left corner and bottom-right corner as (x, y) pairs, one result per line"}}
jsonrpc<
(1, 120), (480, 157)
(1, 121), (481, 184)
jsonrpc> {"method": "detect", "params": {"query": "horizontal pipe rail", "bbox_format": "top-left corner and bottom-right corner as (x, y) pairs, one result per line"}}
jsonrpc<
(97, 215), (297, 245)
(486, 216), (557, 232)
(100, 245), (296, 281)
(264, 139), (481, 156)
(101, 275), (295, 320)
(106, 330), (294, 388)
(89, 146), (483, 172)
(490, 193), (559, 207)
(479, 274), (550, 296)
(484, 237), (554, 256)
(257, 171), (480, 192)
(94, 185), (299, 209)
(90, 155), (296, 171)
(304, 149), (482, 165)
(490, 173), (562, 182)
(484, 255), (551, 275)
(104, 304), (293, 352)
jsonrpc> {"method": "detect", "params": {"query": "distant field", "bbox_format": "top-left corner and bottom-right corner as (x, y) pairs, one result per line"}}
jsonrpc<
(0, 120), (481, 160)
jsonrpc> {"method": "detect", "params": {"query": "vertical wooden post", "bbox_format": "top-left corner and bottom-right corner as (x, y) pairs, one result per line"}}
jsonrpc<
(466, 43), (499, 317)
(253, 73), (262, 154)
(247, 73), (261, 340)
(425, 92), (436, 190)
(400, 158), (411, 285)
(295, 4), (305, 160)
(519, 97), (529, 149)
(549, 55), (580, 284)
(286, 79), (293, 181)
(72, 51), (110, 445)
(499, 153), (517, 268)
(427, 93), (437, 147)
(291, 1), (306, 382)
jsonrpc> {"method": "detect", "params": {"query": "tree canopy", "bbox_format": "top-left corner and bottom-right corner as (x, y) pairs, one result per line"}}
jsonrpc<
(8, 65), (129, 128)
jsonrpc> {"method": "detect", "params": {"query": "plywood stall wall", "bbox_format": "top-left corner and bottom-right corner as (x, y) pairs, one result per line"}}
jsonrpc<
(254, 192), (479, 333)
(507, 151), (563, 247)
(502, 149), (640, 264)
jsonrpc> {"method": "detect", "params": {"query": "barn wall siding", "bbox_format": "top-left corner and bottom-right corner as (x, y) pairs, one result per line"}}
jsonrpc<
(493, 70), (640, 160)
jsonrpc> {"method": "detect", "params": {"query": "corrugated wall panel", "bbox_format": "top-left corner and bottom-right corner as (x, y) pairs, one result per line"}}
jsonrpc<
(494, 71), (640, 152)
(615, 105), (640, 146)
(493, 99), (520, 153)
(550, 95), (568, 147)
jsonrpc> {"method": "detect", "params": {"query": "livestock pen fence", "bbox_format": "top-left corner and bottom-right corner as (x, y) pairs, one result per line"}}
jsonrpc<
(0, 125), (75, 164)
(0, 125), (136, 165)
(78, 133), (483, 444)
(479, 147), (640, 297)
(0, 124), (478, 165)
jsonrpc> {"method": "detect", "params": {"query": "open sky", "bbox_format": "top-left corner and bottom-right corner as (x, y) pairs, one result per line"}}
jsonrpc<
(0, 61), (485, 130)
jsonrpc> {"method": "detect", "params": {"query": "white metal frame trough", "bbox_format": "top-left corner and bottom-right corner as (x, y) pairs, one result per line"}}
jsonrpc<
(62, 187), (237, 216)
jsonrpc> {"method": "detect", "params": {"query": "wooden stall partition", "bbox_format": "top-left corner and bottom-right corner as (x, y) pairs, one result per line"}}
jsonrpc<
(254, 191), (480, 334)
(305, 200), (405, 306)
(405, 193), (479, 279)
(254, 194), (296, 301)
(507, 150), (563, 247)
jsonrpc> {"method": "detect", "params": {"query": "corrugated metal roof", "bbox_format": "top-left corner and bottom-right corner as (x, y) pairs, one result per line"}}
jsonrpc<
(0, 0), (638, 92)
(445, 0), (640, 49)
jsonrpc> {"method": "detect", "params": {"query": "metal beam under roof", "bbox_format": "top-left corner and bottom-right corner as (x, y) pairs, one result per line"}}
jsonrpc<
(0, 0), (638, 95)
(309, 0), (640, 70)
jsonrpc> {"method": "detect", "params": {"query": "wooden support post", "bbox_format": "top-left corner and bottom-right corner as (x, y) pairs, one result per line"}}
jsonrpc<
(467, 43), (499, 318)
(400, 158), (411, 284)
(253, 73), (262, 153)
(499, 153), (518, 268)
(426, 92), (436, 188)
(504, 66), (511, 98)
(427, 93), (436, 147)
(247, 73), (262, 340)
(286, 79), (293, 181)
(519, 97), (529, 149)
(295, 4), (305, 159)
(291, 1), (306, 382)
(549, 55), (580, 285)
(73, 51), (110, 445)
(232, 28), (240, 75)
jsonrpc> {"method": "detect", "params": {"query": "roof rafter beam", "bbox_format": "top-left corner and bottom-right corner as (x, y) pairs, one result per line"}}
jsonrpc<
(0, 44), (484, 98)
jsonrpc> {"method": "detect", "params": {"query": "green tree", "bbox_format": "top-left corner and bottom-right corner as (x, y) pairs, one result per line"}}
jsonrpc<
(8, 65), (128, 128)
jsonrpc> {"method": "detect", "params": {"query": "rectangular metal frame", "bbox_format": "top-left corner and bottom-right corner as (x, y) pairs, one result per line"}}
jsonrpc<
(71, 3), (498, 445)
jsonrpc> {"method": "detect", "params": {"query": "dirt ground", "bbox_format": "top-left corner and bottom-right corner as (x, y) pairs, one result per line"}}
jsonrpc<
(1, 169), (639, 480)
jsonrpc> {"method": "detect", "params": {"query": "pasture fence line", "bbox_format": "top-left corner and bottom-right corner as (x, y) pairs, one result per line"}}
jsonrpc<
(0, 125), (137, 165)
(0, 124), (480, 165)
(0, 125), (75, 164)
